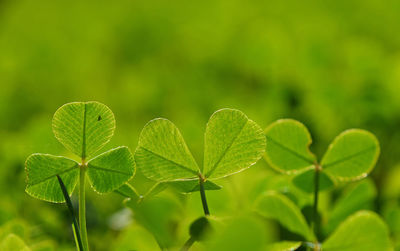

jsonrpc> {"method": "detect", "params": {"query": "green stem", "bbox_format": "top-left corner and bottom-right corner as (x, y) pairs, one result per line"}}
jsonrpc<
(180, 237), (195, 251)
(56, 175), (84, 251)
(311, 165), (321, 241)
(79, 166), (89, 251)
(199, 177), (210, 216)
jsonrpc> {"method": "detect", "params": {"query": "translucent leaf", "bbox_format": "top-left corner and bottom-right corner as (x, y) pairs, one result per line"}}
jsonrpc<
(0, 234), (31, 251)
(87, 146), (135, 193)
(52, 101), (115, 159)
(265, 241), (302, 251)
(325, 179), (377, 234)
(322, 211), (391, 251)
(292, 168), (335, 193)
(135, 118), (199, 181)
(321, 129), (380, 180)
(203, 109), (266, 179)
(264, 119), (316, 174)
(25, 154), (79, 203)
(255, 192), (314, 241)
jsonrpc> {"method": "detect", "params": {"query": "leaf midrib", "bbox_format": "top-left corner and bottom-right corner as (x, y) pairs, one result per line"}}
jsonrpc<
(88, 164), (132, 176)
(82, 102), (87, 159)
(28, 165), (79, 186)
(266, 136), (315, 164)
(204, 120), (248, 178)
(139, 146), (199, 175)
(323, 145), (376, 169)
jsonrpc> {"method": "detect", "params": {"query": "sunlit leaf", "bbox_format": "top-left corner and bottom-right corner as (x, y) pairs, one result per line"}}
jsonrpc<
(265, 241), (302, 251)
(87, 146), (135, 193)
(25, 154), (79, 203)
(203, 109), (266, 179)
(321, 129), (380, 180)
(255, 192), (314, 241)
(322, 211), (392, 251)
(264, 119), (316, 174)
(52, 101), (115, 159)
(135, 118), (199, 181)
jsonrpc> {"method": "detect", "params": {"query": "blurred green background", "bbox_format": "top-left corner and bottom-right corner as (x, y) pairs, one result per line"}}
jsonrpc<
(1, 0), (400, 250)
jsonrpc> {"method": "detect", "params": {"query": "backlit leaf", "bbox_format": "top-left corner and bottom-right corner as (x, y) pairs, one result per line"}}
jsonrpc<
(87, 146), (135, 193)
(264, 119), (316, 174)
(203, 109), (266, 179)
(52, 101), (115, 159)
(321, 129), (380, 180)
(25, 154), (79, 203)
(135, 118), (199, 181)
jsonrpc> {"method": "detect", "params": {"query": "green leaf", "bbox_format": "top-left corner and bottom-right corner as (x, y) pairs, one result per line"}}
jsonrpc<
(325, 179), (377, 234)
(25, 154), (79, 203)
(265, 241), (302, 251)
(264, 119), (316, 174)
(52, 101), (115, 159)
(87, 146), (135, 193)
(322, 211), (392, 251)
(135, 118), (199, 181)
(321, 129), (380, 180)
(168, 179), (221, 193)
(255, 192), (314, 241)
(203, 109), (266, 179)
(0, 234), (31, 251)
(115, 183), (142, 202)
(292, 168), (335, 193)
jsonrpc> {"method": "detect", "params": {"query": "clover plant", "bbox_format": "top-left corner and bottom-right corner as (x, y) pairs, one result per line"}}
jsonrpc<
(133, 108), (266, 248)
(255, 119), (391, 251)
(24, 102), (135, 251)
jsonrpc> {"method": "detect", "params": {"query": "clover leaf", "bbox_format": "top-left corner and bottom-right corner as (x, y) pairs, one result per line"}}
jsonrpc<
(135, 108), (266, 219)
(136, 108), (265, 182)
(322, 211), (391, 251)
(25, 101), (135, 250)
(264, 119), (380, 192)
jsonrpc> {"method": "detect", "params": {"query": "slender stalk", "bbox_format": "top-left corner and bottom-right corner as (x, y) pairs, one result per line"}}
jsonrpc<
(199, 176), (210, 216)
(79, 166), (89, 251)
(311, 164), (321, 241)
(56, 175), (84, 251)
(180, 237), (195, 251)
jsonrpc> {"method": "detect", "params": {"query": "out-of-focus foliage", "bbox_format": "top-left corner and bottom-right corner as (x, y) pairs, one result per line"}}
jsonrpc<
(1, 0), (400, 250)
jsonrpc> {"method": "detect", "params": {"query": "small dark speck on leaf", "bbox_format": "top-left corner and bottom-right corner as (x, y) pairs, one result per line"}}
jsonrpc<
(98, 115), (102, 121)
